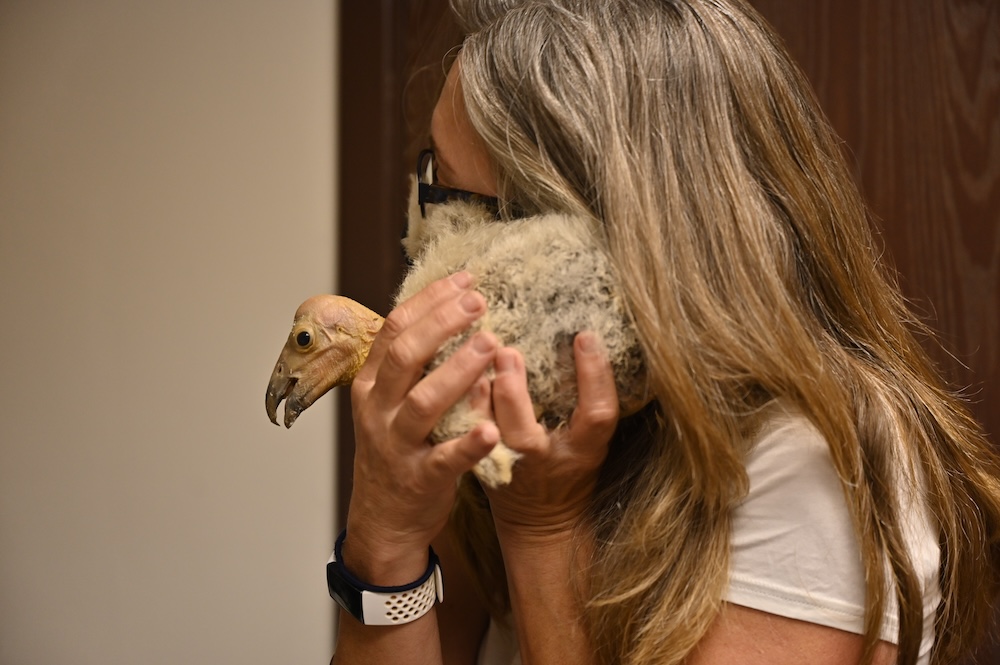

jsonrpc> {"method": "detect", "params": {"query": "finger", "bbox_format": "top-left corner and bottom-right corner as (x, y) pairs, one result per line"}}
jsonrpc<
(468, 374), (494, 420)
(492, 347), (548, 452)
(569, 332), (619, 438)
(422, 421), (500, 486)
(394, 331), (498, 438)
(372, 287), (488, 405)
(356, 272), (474, 385)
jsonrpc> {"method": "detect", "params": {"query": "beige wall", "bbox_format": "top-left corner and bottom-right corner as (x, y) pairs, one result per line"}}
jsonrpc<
(0, 1), (337, 663)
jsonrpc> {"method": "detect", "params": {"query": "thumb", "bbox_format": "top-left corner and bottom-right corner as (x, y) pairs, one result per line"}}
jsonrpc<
(423, 422), (500, 484)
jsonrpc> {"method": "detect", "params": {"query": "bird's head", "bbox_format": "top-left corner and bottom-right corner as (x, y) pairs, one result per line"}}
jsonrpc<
(265, 295), (384, 428)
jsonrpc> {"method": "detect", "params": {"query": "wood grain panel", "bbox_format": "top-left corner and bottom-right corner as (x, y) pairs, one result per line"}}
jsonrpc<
(751, 0), (1000, 440)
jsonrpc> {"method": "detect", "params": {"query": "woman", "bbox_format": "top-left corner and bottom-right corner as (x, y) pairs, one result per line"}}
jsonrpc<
(331, 1), (1000, 663)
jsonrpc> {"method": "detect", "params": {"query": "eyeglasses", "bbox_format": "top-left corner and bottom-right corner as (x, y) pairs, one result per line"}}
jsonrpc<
(417, 148), (501, 219)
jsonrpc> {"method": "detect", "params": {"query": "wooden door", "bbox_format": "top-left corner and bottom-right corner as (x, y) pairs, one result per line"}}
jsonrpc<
(336, 1), (999, 660)
(750, 0), (1000, 459)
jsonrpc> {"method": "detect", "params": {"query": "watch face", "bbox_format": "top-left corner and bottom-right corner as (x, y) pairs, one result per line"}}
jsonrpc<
(327, 561), (365, 620)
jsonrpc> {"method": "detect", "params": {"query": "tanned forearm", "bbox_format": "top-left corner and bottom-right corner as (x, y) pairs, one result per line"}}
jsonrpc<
(497, 528), (598, 665)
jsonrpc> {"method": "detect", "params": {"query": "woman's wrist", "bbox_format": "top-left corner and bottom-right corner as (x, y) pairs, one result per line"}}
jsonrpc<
(491, 504), (591, 550)
(493, 521), (578, 553)
(339, 525), (433, 587)
(496, 520), (598, 664)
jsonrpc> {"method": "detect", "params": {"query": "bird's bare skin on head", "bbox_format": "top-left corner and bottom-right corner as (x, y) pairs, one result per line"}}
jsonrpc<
(265, 295), (383, 428)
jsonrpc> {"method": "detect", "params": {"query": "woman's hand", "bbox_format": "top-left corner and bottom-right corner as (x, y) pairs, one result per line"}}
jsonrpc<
(342, 272), (500, 582)
(469, 332), (617, 665)
(481, 331), (620, 544)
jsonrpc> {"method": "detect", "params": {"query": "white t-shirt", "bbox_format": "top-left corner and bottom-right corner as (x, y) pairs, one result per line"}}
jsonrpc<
(478, 407), (941, 665)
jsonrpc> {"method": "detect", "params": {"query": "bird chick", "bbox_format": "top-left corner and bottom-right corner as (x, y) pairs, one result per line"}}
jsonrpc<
(265, 186), (649, 488)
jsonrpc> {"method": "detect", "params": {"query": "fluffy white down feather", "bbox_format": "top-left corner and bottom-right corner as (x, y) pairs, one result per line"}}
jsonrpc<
(399, 183), (648, 488)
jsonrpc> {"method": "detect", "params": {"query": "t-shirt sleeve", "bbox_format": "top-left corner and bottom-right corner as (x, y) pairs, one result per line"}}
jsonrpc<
(723, 408), (938, 657)
(724, 411), (879, 634)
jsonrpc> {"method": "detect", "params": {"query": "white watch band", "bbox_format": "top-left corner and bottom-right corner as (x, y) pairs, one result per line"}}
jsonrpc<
(359, 558), (443, 626)
(326, 531), (444, 626)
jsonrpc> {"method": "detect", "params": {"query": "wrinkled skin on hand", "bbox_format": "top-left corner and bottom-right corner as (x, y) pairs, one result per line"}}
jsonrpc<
(344, 273), (503, 557)
(474, 334), (620, 542)
(342, 272), (620, 568)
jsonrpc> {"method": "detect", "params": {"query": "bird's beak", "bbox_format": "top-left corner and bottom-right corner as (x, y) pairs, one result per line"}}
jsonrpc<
(265, 349), (338, 428)
(265, 357), (297, 427)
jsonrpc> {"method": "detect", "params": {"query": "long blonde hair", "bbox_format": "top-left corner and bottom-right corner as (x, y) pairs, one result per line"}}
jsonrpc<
(445, 1), (1000, 663)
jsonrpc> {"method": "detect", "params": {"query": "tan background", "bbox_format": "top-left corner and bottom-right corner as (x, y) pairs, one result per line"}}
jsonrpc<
(0, 1), (337, 663)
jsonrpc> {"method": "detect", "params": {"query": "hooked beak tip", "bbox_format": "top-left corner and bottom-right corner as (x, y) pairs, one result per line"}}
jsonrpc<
(265, 395), (281, 426)
(283, 405), (302, 428)
(265, 375), (296, 427)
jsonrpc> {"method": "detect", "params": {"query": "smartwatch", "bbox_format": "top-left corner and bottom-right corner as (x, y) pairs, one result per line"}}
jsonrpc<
(326, 530), (444, 626)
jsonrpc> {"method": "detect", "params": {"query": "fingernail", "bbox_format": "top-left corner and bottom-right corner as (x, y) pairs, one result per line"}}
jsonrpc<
(471, 378), (488, 400)
(472, 332), (495, 353)
(475, 421), (500, 446)
(578, 332), (598, 354)
(450, 271), (473, 288)
(460, 291), (484, 313)
(496, 349), (516, 372)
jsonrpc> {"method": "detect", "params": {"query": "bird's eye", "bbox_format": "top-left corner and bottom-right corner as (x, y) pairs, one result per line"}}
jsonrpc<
(296, 330), (312, 348)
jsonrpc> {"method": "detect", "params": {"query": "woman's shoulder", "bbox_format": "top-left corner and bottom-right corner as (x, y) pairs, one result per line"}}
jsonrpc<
(725, 403), (940, 661)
